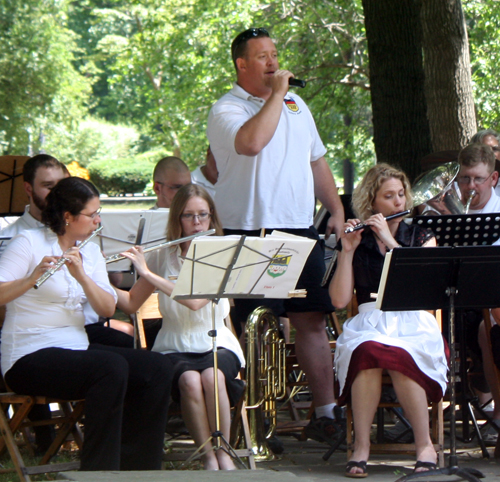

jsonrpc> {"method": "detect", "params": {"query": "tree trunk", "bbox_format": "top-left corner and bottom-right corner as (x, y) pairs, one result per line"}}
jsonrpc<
(362, 0), (432, 182)
(420, 0), (476, 151)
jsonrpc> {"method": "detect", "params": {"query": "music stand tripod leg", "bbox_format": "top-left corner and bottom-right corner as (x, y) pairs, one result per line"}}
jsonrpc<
(395, 289), (484, 482)
(181, 300), (248, 470)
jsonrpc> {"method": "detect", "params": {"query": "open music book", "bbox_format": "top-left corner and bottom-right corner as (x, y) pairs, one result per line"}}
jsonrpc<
(172, 231), (315, 300)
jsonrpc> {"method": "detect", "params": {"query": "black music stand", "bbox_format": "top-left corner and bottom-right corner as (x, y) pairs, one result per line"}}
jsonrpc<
(414, 213), (500, 247)
(377, 246), (500, 482)
(415, 214), (500, 450)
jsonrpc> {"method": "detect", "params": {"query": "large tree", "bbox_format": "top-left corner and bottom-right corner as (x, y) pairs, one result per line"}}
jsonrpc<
(361, 0), (433, 182)
(421, 0), (476, 150)
(362, 0), (476, 180)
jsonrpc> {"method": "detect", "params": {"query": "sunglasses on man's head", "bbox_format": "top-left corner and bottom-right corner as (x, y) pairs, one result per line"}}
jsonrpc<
(231, 28), (269, 59)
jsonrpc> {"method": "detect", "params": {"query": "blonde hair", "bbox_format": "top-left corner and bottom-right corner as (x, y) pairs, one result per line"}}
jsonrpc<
(167, 184), (223, 241)
(352, 163), (413, 221)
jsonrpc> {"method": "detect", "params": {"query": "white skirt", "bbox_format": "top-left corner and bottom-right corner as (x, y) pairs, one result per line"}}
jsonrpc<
(334, 302), (448, 398)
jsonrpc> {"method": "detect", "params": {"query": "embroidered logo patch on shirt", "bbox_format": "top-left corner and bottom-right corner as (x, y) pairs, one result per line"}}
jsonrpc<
(284, 98), (299, 113)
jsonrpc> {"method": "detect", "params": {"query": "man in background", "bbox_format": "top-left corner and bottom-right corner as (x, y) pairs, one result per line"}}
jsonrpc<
(0, 154), (69, 256)
(152, 156), (191, 208)
(191, 146), (218, 199)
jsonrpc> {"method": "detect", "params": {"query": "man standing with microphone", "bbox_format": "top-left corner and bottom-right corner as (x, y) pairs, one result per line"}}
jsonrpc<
(207, 28), (345, 449)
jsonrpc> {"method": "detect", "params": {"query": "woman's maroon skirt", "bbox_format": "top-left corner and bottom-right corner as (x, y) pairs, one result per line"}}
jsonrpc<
(337, 341), (444, 406)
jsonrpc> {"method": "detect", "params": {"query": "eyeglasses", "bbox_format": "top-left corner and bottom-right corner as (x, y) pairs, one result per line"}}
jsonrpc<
(231, 28), (269, 61)
(79, 207), (102, 219)
(156, 182), (185, 191)
(456, 172), (493, 185)
(180, 212), (211, 222)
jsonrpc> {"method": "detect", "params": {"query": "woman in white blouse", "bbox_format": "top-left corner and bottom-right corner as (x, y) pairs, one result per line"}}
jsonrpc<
(116, 183), (244, 471)
(0, 177), (172, 471)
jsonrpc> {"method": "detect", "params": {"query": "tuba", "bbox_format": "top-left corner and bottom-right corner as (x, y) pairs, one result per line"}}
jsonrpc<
(245, 307), (286, 460)
(412, 162), (474, 215)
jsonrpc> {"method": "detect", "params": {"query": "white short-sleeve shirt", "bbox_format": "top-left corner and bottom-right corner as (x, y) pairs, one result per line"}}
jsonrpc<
(0, 228), (117, 375)
(207, 83), (327, 230)
(147, 246), (245, 366)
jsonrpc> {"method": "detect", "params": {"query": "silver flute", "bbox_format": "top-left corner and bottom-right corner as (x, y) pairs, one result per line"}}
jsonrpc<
(105, 228), (216, 264)
(344, 209), (411, 234)
(33, 226), (104, 290)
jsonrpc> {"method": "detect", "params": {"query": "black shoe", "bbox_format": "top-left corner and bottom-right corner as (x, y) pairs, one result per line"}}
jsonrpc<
(304, 412), (346, 449)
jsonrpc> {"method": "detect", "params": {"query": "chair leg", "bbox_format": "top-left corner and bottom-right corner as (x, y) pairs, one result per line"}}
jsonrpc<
(0, 405), (32, 482)
(346, 403), (353, 460)
(239, 401), (256, 470)
(39, 401), (85, 465)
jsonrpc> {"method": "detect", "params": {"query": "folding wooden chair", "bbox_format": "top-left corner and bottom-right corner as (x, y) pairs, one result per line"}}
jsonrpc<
(344, 302), (445, 467)
(482, 308), (500, 458)
(0, 392), (84, 482)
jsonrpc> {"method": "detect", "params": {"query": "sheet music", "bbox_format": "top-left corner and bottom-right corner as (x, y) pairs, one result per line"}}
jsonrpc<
(172, 234), (315, 299)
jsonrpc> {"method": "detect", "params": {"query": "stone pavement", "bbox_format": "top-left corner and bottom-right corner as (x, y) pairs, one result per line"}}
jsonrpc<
(59, 433), (500, 482)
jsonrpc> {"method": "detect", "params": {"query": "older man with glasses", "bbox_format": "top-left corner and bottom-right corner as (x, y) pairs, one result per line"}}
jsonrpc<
(207, 27), (346, 451)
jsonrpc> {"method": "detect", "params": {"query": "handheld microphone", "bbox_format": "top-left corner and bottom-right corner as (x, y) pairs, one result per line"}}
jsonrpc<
(289, 78), (306, 88)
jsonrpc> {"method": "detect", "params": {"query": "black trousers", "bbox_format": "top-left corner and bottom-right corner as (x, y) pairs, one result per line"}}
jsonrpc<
(85, 322), (134, 348)
(5, 344), (173, 471)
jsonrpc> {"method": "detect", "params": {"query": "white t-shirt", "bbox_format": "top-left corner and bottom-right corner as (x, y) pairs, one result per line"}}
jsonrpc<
(207, 83), (327, 230)
(147, 246), (245, 366)
(191, 167), (216, 199)
(0, 206), (42, 257)
(0, 228), (118, 375)
(468, 188), (500, 246)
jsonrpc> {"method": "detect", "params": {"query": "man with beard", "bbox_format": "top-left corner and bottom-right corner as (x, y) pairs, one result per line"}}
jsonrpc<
(0, 154), (69, 256)
(0, 154), (68, 454)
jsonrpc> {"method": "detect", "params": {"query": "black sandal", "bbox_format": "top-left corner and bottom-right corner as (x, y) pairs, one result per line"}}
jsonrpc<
(345, 460), (368, 478)
(413, 460), (437, 473)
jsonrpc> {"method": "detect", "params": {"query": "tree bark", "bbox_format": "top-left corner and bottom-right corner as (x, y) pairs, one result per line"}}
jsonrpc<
(420, 0), (477, 150)
(362, 0), (432, 182)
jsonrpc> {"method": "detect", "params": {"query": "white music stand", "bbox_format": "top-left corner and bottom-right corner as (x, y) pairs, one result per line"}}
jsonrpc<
(172, 233), (315, 468)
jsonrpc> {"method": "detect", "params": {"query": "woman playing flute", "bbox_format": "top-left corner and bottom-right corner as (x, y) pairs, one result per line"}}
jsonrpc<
(330, 164), (448, 478)
(0, 177), (173, 471)
(116, 183), (244, 471)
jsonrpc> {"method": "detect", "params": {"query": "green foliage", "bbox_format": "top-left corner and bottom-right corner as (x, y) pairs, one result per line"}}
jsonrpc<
(0, 0), (92, 154)
(464, 0), (500, 131)
(43, 115), (169, 171)
(72, 0), (374, 187)
(88, 154), (157, 195)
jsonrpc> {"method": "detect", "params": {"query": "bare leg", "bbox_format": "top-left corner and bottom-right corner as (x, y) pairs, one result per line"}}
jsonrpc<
(288, 311), (335, 407)
(389, 370), (437, 471)
(478, 320), (500, 419)
(108, 319), (134, 336)
(178, 371), (219, 470)
(201, 368), (236, 470)
(348, 368), (383, 475)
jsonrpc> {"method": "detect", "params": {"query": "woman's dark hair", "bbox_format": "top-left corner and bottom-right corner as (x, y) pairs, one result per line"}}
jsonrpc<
(42, 177), (100, 235)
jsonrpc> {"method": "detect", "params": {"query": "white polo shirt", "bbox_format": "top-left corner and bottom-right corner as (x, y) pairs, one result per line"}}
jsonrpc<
(0, 206), (42, 257)
(469, 188), (500, 245)
(191, 167), (216, 199)
(468, 187), (500, 214)
(207, 83), (327, 230)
